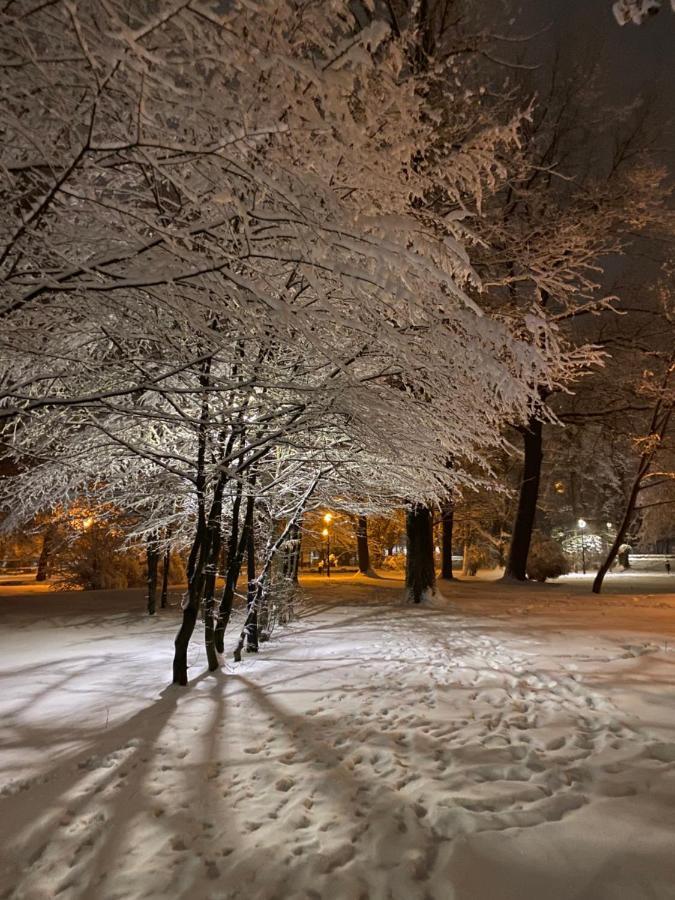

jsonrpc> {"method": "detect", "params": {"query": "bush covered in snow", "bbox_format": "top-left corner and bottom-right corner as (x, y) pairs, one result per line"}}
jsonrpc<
(463, 545), (491, 576)
(526, 536), (570, 582)
(54, 523), (146, 591)
(381, 553), (407, 571)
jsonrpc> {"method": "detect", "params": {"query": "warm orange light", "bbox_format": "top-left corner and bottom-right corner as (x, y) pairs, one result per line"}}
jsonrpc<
(322, 528), (329, 537)
(82, 517), (94, 530)
(323, 512), (333, 524)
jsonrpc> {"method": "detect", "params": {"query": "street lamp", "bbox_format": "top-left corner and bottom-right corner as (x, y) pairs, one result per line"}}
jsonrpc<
(578, 519), (587, 574)
(322, 525), (331, 577)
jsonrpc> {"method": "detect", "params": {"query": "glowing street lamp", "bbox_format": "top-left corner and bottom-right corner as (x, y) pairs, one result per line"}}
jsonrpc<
(321, 523), (331, 578)
(578, 518), (587, 574)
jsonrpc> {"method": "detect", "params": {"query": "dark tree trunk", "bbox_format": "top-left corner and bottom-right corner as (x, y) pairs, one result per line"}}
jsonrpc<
(234, 520), (259, 662)
(504, 417), (543, 581)
(36, 526), (55, 582)
(594, 365), (673, 592)
(173, 364), (210, 684)
(440, 502), (454, 580)
(203, 535), (223, 670)
(245, 526), (258, 651)
(215, 490), (253, 654)
(289, 520), (302, 583)
(146, 536), (160, 616)
(160, 545), (170, 608)
(173, 524), (207, 684)
(356, 515), (372, 575)
(173, 602), (198, 686)
(600, 371), (672, 596)
(593, 494), (639, 594)
(405, 504), (436, 603)
(204, 478), (227, 671)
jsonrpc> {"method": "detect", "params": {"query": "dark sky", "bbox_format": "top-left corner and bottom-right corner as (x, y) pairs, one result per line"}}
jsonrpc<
(508, 1), (674, 166)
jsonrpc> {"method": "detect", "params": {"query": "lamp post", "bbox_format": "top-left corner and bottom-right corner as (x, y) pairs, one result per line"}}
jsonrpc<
(322, 512), (333, 577)
(578, 518), (587, 574)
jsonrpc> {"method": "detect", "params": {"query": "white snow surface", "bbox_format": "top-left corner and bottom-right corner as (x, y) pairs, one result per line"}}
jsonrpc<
(1, 572), (675, 900)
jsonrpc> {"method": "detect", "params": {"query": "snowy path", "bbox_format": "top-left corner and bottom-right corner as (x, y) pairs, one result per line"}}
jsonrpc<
(1, 576), (675, 899)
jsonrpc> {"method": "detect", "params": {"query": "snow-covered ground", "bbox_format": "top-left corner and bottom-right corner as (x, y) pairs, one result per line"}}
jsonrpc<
(1, 573), (675, 900)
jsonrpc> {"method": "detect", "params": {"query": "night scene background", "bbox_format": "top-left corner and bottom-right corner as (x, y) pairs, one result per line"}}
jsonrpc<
(0, 3), (674, 899)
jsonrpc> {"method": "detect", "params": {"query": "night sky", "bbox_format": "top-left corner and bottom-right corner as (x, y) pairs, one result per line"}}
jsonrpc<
(510, 0), (674, 165)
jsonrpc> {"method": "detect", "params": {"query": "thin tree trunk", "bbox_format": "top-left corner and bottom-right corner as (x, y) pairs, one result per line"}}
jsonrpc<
(504, 417), (543, 581)
(356, 514), (373, 575)
(290, 520), (302, 583)
(204, 534), (223, 670)
(174, 520), (209, 684)
(405, 504), (436, 603)
(215, 489), (253, 654)
(173, 359), (211, 685)
(440, 501), (454, 580)
(592, 480), (642, 594)
(36, 526), (55, 582)
(233, 475), (320, 660)
(593, 373), (673, 593)
(160, 545), (170, 608)
(146, 535), (160, 616)
(245, 525), (258, 651)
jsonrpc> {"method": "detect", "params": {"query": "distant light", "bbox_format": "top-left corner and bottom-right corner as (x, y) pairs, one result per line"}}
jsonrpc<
(322, 528), (329, 537)
(554, 481), (565, 494)
(323, 513), (333, 525)
(606, 522), (613, 529)
(578, 519), (587, 529)
(83, 517), (94, 530)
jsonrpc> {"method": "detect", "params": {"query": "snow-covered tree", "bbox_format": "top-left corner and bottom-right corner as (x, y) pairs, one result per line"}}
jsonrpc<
(612, 0), (675, 25)
(1, 0), (600, 676)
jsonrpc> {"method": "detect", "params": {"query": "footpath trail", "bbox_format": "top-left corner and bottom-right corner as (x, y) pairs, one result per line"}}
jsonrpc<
(1, 574), (675, 900)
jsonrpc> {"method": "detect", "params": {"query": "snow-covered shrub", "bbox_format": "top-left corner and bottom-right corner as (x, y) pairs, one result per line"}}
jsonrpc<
(526, 536), (570, 582)
(381, 553), (406, 571)
(54, 524), (145, 591)
(463, 545), (491, 576)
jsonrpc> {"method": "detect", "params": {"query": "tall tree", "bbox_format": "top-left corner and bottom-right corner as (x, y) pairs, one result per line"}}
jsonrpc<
(406, 504), (436, 603)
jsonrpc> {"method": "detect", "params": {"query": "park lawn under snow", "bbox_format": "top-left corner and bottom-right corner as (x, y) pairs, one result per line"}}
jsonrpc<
(1, 574), (675, 900)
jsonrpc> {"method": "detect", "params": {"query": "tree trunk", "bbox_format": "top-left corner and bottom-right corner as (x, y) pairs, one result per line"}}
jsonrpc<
(504, 417), (543, 581)
(173, 603), (198, 686)
(173, 530), (207, 684)
(290, 520), (302, 583)
(595, 361), (673, 591)
(146, 536), (160, 616)
(215, 491), (253, 654)
(160, 545), (170, 608)
(172, 355), (212, 685)
(245, 526), (259, 651)
(405, 504), (436, 603)
(234, 522), (260, 662)
(204, 480), (227, 671)
(36, 526), (55, 582)
(356, 515), (373, 575)
(593, 494), (639, 593)
(440, 502), (454, 580)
